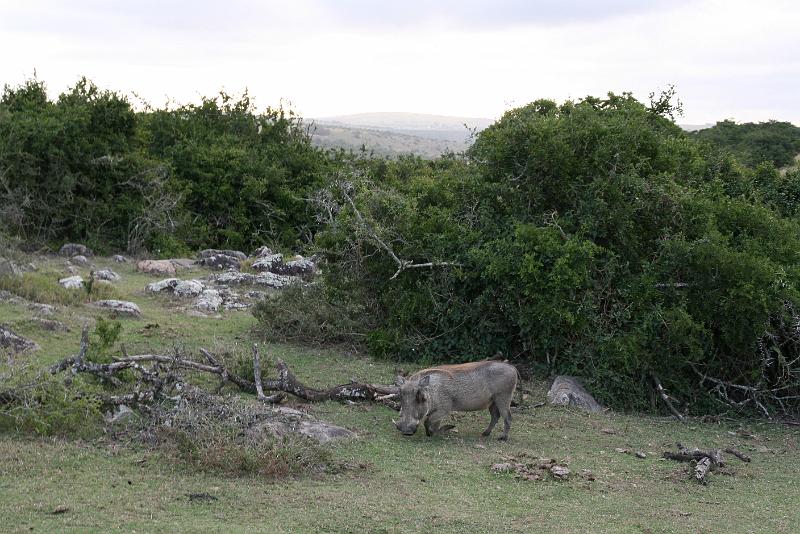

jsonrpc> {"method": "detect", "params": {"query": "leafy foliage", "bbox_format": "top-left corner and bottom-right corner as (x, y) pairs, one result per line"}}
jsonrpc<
(313, 93), (800, 414)
(692, 119), (800, 168)
(0, 77), (327, 254)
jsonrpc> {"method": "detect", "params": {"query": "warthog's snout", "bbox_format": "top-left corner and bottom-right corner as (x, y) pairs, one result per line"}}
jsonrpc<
(393, 419), (418, 436)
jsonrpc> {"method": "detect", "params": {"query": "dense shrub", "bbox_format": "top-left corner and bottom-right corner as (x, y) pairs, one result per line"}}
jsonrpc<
(692, 119), (800, 168)
(0, 78), (328, 254)
(313, 93), (800, 414)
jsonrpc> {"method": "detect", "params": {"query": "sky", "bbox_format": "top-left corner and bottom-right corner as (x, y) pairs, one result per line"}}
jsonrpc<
(0, 0), (798, 125)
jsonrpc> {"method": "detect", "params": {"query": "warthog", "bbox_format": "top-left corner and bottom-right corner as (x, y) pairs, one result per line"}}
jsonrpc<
(393, 360), (518, 440)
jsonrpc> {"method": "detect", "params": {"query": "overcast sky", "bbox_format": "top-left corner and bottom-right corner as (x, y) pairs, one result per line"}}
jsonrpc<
(1, 0), (798, 124)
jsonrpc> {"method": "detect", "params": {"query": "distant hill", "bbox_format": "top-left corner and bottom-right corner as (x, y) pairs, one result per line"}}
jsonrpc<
(691, 120), (800, 168)
(309, 112), (494, 158)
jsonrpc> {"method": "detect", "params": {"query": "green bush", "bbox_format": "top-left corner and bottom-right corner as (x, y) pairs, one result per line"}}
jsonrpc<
(312, 92), (800, 414)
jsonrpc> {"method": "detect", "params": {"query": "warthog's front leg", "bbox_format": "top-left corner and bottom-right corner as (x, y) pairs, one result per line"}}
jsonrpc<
(424, 411), (454, 437)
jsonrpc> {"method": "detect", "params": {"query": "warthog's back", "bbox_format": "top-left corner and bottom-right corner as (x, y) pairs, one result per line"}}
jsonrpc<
(414, 360), (518, 412)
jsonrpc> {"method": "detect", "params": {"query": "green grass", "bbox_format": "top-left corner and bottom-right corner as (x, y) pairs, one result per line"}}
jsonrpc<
(1, 255), (800, 532)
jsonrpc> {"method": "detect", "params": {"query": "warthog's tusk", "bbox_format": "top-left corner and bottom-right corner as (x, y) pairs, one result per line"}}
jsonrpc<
(391, 419), (398, 427)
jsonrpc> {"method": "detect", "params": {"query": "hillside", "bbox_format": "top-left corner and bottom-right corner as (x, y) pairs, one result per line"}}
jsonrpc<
(309, 112), (494, 158)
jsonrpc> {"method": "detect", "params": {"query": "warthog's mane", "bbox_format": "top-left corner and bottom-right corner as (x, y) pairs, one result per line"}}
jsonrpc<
(411, 360), (497, 381)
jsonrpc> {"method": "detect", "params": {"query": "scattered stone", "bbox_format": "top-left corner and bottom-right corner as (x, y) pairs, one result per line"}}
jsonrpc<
(580, 469), (596, 481)
(93, 269), (120, 282)
(195, 290), (223, 312)
(58, 243), (92, 257)
(635, 451), (647, 459)
(146, 278), (180, 293)
(199, 249), (247, 261)
(491, 462), (515, 473)
(137, 260), (177, 276)
(550, 465), (570, 480)
(187, 492), (218, 503)
(51, 505), (69, 515)
(170, 258), (197, 268)
(615, 448), (631, 454)
(546, 375), (603, 413)
(91, 300), (143, 318)
(71, 254), (90, 266)
(0, 325), (39, 353)
(208, 271), (299, 289)
(58, 275), (84, 289)
(198, 254), (241, 271)
(601, 428), (617, 435)
(246, 290), (267, 300)
(0, 257), (20, 276)
(248, 419), (354, 444)
(251, 253), (284, 272)
(272, 255), (316, 277)
(30, 303), (55, 316)
(251, 246), (274, 258)
(174, 279), (205, 297)
(113, 254), (127, 263)
(65, 265), (79, 275)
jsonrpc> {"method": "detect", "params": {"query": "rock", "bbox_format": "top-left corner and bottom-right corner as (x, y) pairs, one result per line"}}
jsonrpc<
(30, 303), (55, 316)
(251, 253), (284, 272)
(169, 258), (197, 268)
(91, 300), (142, 318)
(246, 290), (267, 300)
(105, 404), (137, 424)
(251, 246), (275, 258)
(174, 279), (205, 297)
(113, 254), (127, 263)
(93, 269), (120, 282)
(71, 255), (90, 266)
(296, 421), (354, 443)
(546, 375), (603, 413)
(198, 254), (241, 271)
(58, 243), (93, 257)
(0, 325), (39, 353)
(635, 451), (647, 459)
(199, 249), (247, 261)
(0, 257), (20, 276)
(195, 290), (223, 312)
(272, 255), (316, 277)
(248, 419), (354, 444)
(549, 465), (570, 480)
(137, 260), (176, 276)
(208, 271), (300, 289)
(145, 278), (180, 293)
(58, 276), (84, 289)
(491, 463), (516, 473)
(65, 265), (79, 275)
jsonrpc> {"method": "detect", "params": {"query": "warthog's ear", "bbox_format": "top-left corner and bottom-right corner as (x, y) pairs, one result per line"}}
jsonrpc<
(395, 375), (405, 386)
(418, 375), (431, 387)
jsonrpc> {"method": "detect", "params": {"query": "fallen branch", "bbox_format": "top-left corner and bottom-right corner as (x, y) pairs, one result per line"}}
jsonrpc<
(252, 344), (285, 404)
(651, 373), (685, 422)
(662, 442), (752, 484)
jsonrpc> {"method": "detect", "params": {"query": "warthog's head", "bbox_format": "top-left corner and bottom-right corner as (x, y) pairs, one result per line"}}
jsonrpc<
(393, 374), (430, 436)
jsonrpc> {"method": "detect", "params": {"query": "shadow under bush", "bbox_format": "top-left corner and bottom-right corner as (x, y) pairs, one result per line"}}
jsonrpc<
(252, 281), (379, 349)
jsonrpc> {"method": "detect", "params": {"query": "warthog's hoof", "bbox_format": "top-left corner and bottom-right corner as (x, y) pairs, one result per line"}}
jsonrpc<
(481, 430), (492, 437)
(497, 435), (509, 441)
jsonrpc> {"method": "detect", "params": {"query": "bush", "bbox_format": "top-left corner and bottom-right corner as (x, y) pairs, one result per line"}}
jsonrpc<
(312, 92), (800, 415)
(252, 282), (379, 348)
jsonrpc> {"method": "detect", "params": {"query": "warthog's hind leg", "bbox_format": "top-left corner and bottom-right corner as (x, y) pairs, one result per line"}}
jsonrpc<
(495, 394), (513, 441)
(482, 402), (500, 437)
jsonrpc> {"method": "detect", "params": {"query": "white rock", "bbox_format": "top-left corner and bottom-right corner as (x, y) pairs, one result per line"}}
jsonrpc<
(71, 255), (90, 266)
(94, 269), (120, 282)
(59, 276), (84, 289)
(174, 279), (205, 297)
(92, 300), (142, 317)
(146, 278), (179, 293)
(113, 254), (127, 263)
(195, 289), (222, 311)
(251, 253), (284, 272)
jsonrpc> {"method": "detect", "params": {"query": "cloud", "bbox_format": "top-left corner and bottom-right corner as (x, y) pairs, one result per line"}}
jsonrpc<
(319, 0), (687, 29)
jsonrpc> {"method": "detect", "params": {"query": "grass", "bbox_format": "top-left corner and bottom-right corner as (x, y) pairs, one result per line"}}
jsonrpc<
(2, 255), (800, 532)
